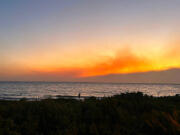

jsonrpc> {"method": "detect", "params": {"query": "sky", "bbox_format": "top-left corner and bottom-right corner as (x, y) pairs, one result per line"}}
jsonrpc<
(0, 0), (180, 82)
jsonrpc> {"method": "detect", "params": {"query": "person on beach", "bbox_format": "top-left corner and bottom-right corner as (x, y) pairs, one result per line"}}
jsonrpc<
(78, 93), (81, 98)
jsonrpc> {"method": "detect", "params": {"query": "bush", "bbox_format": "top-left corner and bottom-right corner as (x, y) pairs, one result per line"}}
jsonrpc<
(0, 92), (180, 135)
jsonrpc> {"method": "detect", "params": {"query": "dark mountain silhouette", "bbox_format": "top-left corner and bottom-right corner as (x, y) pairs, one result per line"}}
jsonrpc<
(80, 68), (180, 84)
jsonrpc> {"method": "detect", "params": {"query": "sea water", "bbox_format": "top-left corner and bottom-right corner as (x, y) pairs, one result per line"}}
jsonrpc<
(0, 82), (180, 100)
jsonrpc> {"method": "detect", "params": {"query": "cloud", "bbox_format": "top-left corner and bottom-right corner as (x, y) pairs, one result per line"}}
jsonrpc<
(79, 48), (153, 77)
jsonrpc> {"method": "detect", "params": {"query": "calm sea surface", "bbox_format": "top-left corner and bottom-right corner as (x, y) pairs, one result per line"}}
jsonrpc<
(0, 82), (180, 100)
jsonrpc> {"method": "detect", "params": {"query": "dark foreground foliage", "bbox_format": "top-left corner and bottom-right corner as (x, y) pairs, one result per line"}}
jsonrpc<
(0, 92), (180, 135)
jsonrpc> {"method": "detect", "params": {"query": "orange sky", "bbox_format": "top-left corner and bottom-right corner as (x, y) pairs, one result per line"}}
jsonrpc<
(1, 1), (180, 81)
(1, 34), (180, 80)
(18, 42), (180, 79)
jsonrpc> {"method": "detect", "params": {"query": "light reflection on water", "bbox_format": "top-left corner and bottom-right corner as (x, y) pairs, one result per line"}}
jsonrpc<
(0, 82), (180, 100)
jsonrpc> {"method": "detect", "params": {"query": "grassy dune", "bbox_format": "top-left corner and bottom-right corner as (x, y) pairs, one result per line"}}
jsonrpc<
(0, 92), (180, 135)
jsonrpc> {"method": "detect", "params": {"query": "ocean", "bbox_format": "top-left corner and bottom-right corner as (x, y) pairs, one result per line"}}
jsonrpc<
(0, 82), (180, 100)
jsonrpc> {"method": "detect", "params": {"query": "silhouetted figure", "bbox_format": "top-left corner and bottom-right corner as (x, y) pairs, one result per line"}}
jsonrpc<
(78, 93), (81, 98)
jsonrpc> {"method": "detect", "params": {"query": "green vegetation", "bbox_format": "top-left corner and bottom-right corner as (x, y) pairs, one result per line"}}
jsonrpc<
(0, 92), (180, 135)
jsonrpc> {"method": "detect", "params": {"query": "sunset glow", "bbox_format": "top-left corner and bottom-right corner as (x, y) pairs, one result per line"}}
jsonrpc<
(0, 0), (180, 81)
